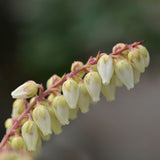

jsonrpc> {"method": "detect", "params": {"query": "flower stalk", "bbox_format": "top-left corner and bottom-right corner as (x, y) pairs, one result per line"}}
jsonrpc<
(0, 41), (149, 159)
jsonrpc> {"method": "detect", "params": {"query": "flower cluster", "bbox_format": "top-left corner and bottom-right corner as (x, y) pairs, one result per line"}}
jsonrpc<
(0, 42), (149, 157)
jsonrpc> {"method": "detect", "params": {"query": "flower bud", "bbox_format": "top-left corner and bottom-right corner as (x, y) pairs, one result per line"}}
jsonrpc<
(5, 118), (13, 133)
(69, 107), (79, 120)
(133, 68), (141, 84)
(48, 94), (55, 102)
(97, 54), (114, 85)
(52, 95), (70, 125)
(112, 74), (123, 87)
(11, 81), (38, 99)
(101, 79), (116, 101)
(11, 99), (25, 119)
(62, 79), (79, 109)
(112, 43), (128, 55)
(84, 71), (101, 102)
(114, 59), (134, 90)
(71, 61), (85, 77)
(128, 48), (145, 73)
(46, 106), (62, 135)
(21, 120), (39, 151)
(136, 45), (150, 67)
(32, 104), (52, 136)
(77, 82), (91, 113)
(47, 74), (61, 90)
(11, 136), (25, 149)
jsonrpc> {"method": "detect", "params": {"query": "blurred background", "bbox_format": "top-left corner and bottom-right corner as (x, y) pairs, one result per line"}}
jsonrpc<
(0, 0), (160, 159)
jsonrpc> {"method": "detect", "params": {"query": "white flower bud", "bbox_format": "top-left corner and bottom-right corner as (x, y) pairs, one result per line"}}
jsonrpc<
(97, 54), (114, 85)
(47, 74), (61, 90)
(112, 43), (129, 55)
(52, 95), (70, 125)
(133, 68), (141, 84)
(21, 120), (39, 151)
(32, 104), (52, 136)
(62, 79), (79, 109)
(128, 48), (145, 73)
(71, 61), (85, 80)
(11, 136), (25, 149)
(11, 81), (38, 99)
(46, 106), (62, 135)
(114, 59), (134, 90)
(112, 74), (123, 87)
(69, 107), (79, 120)
(137, 45), (150, 67)
(101, 79), (116, 101)
(77, 82), (91, 114)
(84, 71), (101, 102)
(11, 99), (25, 119)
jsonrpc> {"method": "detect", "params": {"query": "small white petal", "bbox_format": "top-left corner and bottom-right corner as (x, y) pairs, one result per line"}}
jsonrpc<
(97, 55), (114, 85)
(32, 105), (52, 136)
(62, 79), (79, 109)
(52, 95), (70, 125)
(77, 82), (91, 113)
(84, 72), (101, 102)
(22, 120), (39, 151)
(11, 81), (38, 99)
(115, 59), (134, 90)
(101, 80), (116, 101)
(133, 68), (141, 84)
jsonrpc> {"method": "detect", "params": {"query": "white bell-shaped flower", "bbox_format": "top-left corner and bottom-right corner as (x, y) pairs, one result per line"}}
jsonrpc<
(101, 79), (116, 101)
(84, 71), (101, 102)
(111, 74), (123, 87)
(114, 59), (134, 90)
(69, 107), (79, 120)
(11, 99), (25, 119)
(62, 79), (79, 109)
(11, 81), (38, 99)
(128, 48), (145, 73)
(133, 68), (141, 84)
(32, 104), (52, 136)
(46, 106), (62, 135)
(137, 45), (150, 67)
(97, 54), (114, 85)
(77, 82), (91, 113)
(46, 74), (61, 90)
(11, 136), (25, 150)
(52, 95), (70, 125)
(21, 120), (39, 151)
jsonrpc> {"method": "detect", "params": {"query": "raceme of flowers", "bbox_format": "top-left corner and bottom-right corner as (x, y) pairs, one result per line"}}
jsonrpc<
(0, 42), (150, 157)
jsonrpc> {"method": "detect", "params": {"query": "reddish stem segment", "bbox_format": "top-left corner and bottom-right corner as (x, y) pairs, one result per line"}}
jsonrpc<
(0, 41), (142, 150)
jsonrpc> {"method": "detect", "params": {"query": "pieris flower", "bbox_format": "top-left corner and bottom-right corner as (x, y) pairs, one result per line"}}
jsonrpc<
(128, 48), (145, 73)
(133, 68), (141, 84)
(62, 79), (79, 109)
(46, 106), (62, 135)
(69, 107), (79, 120)
(52, 95), (70, 125)
(137, 45), (150, 67)
(97, 54), (114, 85)
(101, 79), (116, 101)
(11, 99), (25, 119)
(32, 104), (52, 136)
(22, 120), (39, 151)
(11, 81), (38, 99)
(77, 82), (91, 113)
(11, 136), (25, 149)
(84, 71), (101, 102)
(114, 59), (134, 90)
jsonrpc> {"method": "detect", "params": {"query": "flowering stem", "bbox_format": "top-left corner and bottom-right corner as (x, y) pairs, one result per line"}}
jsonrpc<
(0, 41), (142, 151)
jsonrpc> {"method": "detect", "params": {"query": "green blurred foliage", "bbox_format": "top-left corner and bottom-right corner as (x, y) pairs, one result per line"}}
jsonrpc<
(8, 0), (159, 83)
